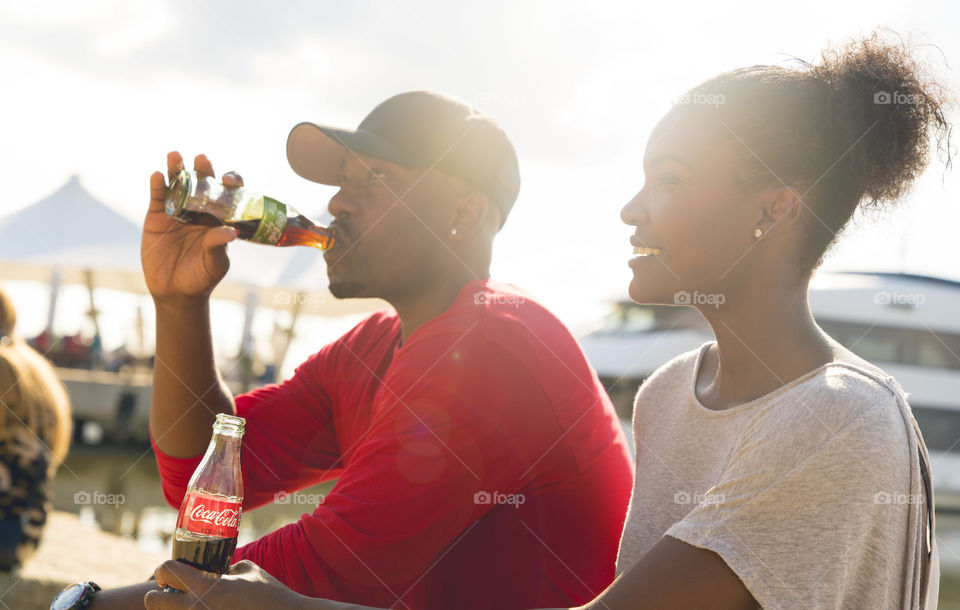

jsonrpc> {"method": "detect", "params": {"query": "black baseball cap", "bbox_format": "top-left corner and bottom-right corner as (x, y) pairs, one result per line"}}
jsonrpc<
(286, 90), (521, 226)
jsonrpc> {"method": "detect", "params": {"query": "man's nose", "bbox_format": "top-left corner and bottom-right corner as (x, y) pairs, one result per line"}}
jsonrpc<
(327, 189), (356, 219)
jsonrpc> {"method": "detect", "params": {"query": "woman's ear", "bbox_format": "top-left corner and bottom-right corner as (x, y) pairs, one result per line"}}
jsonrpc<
(754, 185), (804, 238)
(448, 192), (490, 239)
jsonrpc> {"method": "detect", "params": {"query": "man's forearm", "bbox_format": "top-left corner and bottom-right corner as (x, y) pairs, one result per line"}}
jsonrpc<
(88, 581), (159, 609)
(150, 297), (234, 458)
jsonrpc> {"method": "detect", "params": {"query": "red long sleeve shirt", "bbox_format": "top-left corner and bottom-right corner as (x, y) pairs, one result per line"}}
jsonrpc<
(153, 279), (633, 609)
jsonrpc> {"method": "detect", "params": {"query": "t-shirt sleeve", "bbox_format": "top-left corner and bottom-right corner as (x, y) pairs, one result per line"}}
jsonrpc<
(231, 332), (560, 604)
(664, 397), (912, 609)
(153, 347), (340, 511)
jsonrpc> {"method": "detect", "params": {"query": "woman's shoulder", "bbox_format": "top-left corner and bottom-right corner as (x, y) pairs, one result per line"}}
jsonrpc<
(747, 362), (911, 456)
(802, 362), (904, 416)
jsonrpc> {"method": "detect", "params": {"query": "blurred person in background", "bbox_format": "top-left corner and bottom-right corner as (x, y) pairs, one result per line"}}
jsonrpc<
(0, 286), (71, 572)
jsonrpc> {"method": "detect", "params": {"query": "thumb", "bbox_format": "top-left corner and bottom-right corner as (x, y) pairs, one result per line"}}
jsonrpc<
(149, 171), (169, 214)
(227, 559), (260, 576)
(203, 225), (238, 250)
(154, 559), (213, 593)
(144, 588), (189, 610)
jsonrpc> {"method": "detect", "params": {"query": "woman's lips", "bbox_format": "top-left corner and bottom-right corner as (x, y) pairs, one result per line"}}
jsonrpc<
(628, 235), (663, 268)
(629, 253), (661, 268)
(629, 235), (662, 254)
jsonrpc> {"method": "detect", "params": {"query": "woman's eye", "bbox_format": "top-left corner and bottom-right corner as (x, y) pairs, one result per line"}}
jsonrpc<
(658, 173), (681, 186)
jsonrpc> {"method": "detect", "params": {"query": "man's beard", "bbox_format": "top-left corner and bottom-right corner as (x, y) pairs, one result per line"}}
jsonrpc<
(328, 281), (366, 299)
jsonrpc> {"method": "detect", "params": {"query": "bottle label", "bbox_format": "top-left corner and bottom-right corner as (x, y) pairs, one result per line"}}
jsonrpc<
(250, 197), (288, 245)
(177, 492), (242, 538)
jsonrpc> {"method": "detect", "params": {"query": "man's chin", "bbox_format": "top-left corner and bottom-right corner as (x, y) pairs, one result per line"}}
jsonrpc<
(328, 281), (366, 299)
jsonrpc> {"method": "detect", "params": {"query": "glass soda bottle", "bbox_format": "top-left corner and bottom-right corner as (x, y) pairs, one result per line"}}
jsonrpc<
(172, 413), (245, 574)
(165, 170), (335, 250)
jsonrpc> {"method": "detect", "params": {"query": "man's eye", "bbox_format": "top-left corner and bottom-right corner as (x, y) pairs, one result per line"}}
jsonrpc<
(367, 170), (387, 185)
(658, 173), (681, 186)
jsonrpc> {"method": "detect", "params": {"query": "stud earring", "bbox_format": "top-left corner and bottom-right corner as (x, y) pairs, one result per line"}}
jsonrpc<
(753, 226), (763, 239)
(450, 228), (458, 237)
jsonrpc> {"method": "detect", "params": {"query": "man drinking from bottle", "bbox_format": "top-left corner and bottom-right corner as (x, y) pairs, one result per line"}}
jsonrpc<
(89, 91), (632, 610)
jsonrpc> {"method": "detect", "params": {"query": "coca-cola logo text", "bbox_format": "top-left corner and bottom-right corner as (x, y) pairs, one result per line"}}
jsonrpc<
(177, 493), (242, 538)
(189, 504), (240, 529)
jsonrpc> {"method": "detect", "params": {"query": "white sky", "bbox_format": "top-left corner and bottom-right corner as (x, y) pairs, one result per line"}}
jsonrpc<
(2, 0), (959, 369)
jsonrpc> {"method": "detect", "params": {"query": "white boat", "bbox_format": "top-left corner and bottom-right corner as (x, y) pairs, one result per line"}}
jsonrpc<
(580, 271), (960, 516)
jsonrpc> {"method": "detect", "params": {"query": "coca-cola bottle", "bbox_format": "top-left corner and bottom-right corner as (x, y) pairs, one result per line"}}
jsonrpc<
(164, 170), (335, 250)
(172, 413), (245, 574)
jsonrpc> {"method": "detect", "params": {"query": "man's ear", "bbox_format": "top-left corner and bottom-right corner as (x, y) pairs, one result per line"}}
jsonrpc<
(754, 184), (804, 238)
(448, 192), (491, 239)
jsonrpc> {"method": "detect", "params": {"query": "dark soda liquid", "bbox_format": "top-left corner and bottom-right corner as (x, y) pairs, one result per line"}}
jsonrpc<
(174, 210), (333, 250)
(175, 210), (223, 228)
(172, 535), (238, 574)
(277, 215), (335, 250)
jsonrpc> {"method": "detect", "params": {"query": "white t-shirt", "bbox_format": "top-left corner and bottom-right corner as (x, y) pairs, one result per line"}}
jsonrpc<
(615, 343), (935, 609)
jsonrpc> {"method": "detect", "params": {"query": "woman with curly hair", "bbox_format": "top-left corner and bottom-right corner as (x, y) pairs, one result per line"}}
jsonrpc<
(602, 30), (948, 610)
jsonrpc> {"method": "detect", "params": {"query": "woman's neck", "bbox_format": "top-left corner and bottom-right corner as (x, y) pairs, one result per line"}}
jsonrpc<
(695, 280), (835, 411)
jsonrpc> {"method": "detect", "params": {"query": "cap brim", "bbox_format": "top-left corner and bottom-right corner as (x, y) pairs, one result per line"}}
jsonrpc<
(286, 122), (392, 185)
